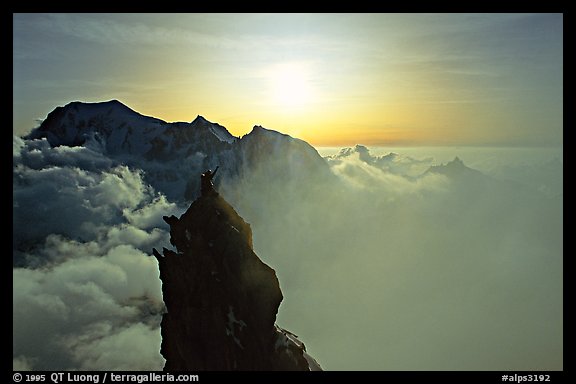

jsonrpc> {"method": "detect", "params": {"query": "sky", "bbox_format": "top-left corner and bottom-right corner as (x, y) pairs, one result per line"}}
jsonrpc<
(13, 13), (563, 147)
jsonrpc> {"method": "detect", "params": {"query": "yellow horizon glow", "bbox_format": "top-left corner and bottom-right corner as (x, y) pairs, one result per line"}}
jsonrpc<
(127, 93), (529, 148)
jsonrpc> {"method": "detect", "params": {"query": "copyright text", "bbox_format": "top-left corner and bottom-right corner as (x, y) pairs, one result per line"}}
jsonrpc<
(12, 373), (199, 384)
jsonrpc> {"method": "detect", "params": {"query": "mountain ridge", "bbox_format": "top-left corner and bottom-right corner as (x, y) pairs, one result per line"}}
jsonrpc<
(23, 100), (332, 202)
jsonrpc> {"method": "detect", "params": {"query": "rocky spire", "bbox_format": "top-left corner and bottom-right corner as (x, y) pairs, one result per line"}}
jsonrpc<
(153, 177), (320, 370)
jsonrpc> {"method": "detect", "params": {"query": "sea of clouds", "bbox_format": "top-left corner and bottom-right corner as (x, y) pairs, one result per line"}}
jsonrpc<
(13, 136), (562, 371)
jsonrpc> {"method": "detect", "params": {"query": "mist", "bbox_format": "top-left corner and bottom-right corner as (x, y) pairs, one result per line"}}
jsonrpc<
(13, 136), (562, 370)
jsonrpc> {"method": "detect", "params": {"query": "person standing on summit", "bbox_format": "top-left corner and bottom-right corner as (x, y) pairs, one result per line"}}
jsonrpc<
(201, 166), (219, 196)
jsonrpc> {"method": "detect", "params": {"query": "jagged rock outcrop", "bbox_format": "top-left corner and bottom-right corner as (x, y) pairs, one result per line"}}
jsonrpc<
(153, 185), (321, 371)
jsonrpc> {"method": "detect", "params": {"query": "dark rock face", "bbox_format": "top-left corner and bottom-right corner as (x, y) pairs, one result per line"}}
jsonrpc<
(154, 190), (319, 370)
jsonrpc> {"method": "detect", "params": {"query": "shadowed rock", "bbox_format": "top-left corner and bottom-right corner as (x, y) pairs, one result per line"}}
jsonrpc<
(153, 187), (320, 371)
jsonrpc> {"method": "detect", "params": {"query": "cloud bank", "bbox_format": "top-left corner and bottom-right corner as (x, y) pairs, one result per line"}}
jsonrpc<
(13, 137), (182, 370)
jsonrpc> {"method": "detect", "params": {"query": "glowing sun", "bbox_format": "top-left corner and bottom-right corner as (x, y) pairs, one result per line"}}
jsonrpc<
(269, 63), (314, 109)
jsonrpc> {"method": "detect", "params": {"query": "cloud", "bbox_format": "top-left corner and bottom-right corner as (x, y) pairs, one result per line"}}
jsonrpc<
(123, 194), (180, 230)
(13, 356), (35, 371)
(17, 137), (114, 171)
(14, 13), (304, 52)
(327, 148), (449, 195)
(13, 136), (183, 257)
(13, 163), (147, 251)
(13, 243), (165, 370)
(12, 136), (183, 370)
(61, 322), (164, 370)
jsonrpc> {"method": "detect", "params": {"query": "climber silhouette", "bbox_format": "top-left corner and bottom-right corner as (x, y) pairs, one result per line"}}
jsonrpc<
(201, 166), (219, 196)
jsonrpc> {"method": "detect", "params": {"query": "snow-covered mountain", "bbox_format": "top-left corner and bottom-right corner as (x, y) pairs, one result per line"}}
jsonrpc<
(26, 100), (236, 155)
(24, 100), (331, 201)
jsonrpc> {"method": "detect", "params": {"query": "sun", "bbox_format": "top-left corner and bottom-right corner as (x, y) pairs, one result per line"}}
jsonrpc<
(269, 63), (314, 109)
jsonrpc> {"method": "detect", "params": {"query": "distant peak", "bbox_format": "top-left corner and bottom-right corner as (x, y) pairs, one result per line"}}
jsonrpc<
(249, 125), (285, 136)
(354, 144), (370, 153)
(106, 99), (134, 109)
(425, 155), (486, 181)
(24, 99), (164, 145)
(66, 99), (128, 109)
(105, 99), (124, 105)
(189, 115), (236, 143)
(336, 145), (369, 157)
(447, 156), (465, 167)
(58, 99), (140, 117)
(191, 115), (209, 124)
